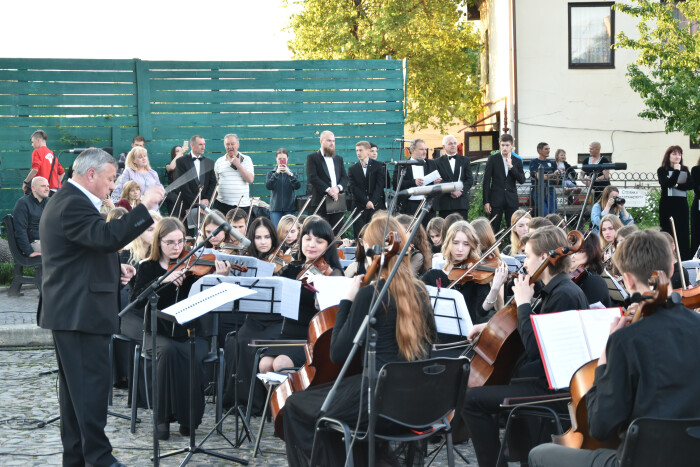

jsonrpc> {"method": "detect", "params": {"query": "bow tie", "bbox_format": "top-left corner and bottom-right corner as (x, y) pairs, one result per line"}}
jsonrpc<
(447, 155), (457, 161)
(192, 156), (202, 161)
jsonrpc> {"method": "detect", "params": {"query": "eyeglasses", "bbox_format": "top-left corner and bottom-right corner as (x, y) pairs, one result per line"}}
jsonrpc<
(161, 239), (185, 247)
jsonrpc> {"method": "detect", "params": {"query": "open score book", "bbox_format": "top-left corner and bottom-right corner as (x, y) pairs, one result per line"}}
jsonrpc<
(531, 307), (622, 390)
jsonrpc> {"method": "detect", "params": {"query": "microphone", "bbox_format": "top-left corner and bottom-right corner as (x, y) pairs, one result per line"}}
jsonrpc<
(197, 204), (251, 247)
(569, 162), (627, 171)
(394, 138), (415, 142)
(67, 148), (88, 154)
(398, 181), (464, 197)
(389, 159), (423, 165)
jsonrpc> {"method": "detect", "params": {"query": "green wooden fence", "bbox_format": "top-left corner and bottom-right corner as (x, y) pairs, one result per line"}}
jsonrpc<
(0, 58), (405, 217)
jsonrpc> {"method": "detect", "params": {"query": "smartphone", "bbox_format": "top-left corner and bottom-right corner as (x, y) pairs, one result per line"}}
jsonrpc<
(279, 160), (287, 166)
(182, 140), (189, 151)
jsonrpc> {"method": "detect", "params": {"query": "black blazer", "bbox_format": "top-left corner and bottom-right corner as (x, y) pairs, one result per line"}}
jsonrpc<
(348, 158), (385, 209)
(434, 155), (474, 211)
(482, 153), (526, 209)
(174, 154), (216, 207)
(38, 182), (154, 334)
(306, 150), (349, 209)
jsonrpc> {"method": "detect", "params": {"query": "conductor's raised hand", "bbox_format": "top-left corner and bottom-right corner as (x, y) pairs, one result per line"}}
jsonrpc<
(141, 185), (165, 210)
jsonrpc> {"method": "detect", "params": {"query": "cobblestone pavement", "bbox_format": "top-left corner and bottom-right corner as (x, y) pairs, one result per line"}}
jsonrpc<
(0, 288), (479, 465)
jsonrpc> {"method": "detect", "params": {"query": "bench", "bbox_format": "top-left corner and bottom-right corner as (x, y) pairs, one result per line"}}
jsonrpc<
(2, 214), (42, 296)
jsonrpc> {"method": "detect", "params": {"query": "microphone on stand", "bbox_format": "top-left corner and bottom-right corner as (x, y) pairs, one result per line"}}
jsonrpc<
(394, 138), (415, 142)
(398, 182), (464, 198)
(197, 204), (251, 247)
(66, 148), (88, 154)
(569, 162), (627, 171)
(388, 159), (423, 165)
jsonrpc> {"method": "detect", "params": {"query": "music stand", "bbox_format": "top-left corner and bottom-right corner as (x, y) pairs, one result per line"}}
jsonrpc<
(210, 253), (275, 278)
(603, 270), (629, 305)
(157, 282), (255, 466)
(425, 285), (474, 338)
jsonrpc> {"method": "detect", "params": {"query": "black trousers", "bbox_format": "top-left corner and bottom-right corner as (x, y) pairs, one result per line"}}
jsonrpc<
(53, 330), (117, 467)
(352, 208), (378, 240)
(489, 204), (518, 236)
(439, 208), (469, 220)
(529, 444), (619, 467)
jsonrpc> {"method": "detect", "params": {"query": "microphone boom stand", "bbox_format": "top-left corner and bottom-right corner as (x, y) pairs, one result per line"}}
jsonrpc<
(574, 171), (599, 232)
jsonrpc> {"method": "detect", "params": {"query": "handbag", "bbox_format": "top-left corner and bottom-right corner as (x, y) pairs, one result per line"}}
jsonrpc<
(325, 193), (347, 214)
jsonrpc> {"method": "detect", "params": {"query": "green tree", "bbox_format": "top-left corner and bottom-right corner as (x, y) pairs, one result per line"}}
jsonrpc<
(615, 0), (700, 138)
(284, 0), (482, 131)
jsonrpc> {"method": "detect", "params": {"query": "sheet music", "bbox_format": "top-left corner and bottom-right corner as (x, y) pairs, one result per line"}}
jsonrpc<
(668, 170), (688, 197)
(161, 282), (257, 325)
(309, 276), (355, 311)
(211, 253), (275, 277)
(425, 285), (473, 336)
(422, 170), (441, 186)
(579, 307), (622, 359)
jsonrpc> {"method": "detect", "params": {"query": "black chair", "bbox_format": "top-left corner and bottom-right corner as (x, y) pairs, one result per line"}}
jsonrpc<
(618, 417), (700, 467)
(310, 357), (469, 467)
(2, 214), (42, 297)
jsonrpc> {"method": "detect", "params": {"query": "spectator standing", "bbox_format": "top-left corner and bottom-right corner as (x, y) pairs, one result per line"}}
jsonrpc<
(117, 135), (145, 178)
(13, 176), (50, 257)
(435, 135), (473, 219)
(266, 148), (301, 227)
(23, 129), (64, 195)
(690, 154), (700, 256)
(214, 134), (255, 218)
(306, 130), (349, 234)
(111, 147), (163, 206)
(658, 145), (692, 259)
(529, 142), (558, 216)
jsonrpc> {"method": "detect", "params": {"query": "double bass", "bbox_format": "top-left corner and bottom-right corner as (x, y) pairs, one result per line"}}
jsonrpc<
(269, 232), (401, 439)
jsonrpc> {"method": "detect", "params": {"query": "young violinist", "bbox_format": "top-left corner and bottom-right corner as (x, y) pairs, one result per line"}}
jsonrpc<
(570, 233), (612, 307)
(396, 214), (432, 276)
(529, 229), (700, 467)
(472, 217), (510, 312)
(283, 215), (436, 466)
(344, 224), (368, 278)
(503, 209), (531, 256)
(276, 214), (301, 258)
(599, 214), (622, 262)
(222, 208), (249, 254)
(130, 217), (209, 440)
(427, 216), (445, 254)
(259, 216), (343, 373)
(463, 226), (588, 467)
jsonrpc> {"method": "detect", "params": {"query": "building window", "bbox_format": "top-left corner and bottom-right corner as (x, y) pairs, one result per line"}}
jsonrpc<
(568, 2), (615, 69)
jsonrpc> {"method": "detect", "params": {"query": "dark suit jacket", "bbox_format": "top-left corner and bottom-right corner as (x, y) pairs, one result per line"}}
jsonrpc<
(348, 158), (385, 210)
(434, 155), (474, 211)
(174, 154), (216, 207)
(306, 150), (349, 209)
(38, 182), (154, 334)
(392, 158), (439, 211)
(482, 153), (526, 209)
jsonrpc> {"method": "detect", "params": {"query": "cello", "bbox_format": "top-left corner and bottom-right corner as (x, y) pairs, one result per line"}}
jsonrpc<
(269, 232), (401, 439)
(553, 270), (670, 450)
(466, 230), (584, 388)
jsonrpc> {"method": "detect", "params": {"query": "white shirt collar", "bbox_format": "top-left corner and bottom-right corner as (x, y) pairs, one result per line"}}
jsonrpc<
(68, 178), (102, 211)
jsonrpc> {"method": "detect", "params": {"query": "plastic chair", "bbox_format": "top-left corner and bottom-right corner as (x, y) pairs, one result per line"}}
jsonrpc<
(2, 214), (42, 297)
(310, 357), (469, 467)
(618, 417), (700, 467)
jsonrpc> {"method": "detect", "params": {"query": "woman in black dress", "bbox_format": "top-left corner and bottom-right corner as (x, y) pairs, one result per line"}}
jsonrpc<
(690, 153), (700, 257)
(259, 216), (343, 373)
(658, 145), (692, 259)
(283, 215), (436, 466)
(569, 233), (612, 307)
(130, 217), (208, 440)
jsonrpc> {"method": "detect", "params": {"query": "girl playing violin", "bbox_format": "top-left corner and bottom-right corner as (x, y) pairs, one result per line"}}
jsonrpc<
(130, 217), (208, 440)
(503, 209), (531, 256)
(396, 214), (432, 276)
(276, 214), (301, 258)
(283, 215), (436, 466)
(570, 233), (612, 307)
(260, 216), (343, 373)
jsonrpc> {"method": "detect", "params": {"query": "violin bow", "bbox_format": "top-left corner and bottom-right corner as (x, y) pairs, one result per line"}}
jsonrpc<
(168, 191), (181, 217)
(405, 198), (427, 235)
(311, 195), (328, 217)
(669, 217), (687, 289)
(245, 197), (257, 236)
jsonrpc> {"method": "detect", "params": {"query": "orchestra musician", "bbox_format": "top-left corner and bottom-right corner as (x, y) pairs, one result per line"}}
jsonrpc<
(462, 226), (588, 467)
(426, 216), (445, 254)
(283, 215), (437, 466)
(259, 216), (343, 373)
(130, 217), (207, 441)
(658, 145), (692, 259)
(599, 214), (622, 263)
(396, 214), (432, 276)
(392, 138), (440, 227)
(570, 233), (612, 307)
(276, 214), (301, 258)
(529, 229), (700, 466)
(306, 131), (349, 234)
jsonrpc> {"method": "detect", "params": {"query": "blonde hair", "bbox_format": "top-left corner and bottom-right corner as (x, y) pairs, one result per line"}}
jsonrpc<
(599, 214), (623, 249)
(124, 211), (162, 265)
(125, 146), (151, 171)
(597, 185), (622, 215)
(510, 210), (532, 254)
(442, 221), (481, 266)
(120, 180), (142, 207)
(364, 216), (432, 361)
(277, 214), (300, 244)
(148, 217), (184, 262)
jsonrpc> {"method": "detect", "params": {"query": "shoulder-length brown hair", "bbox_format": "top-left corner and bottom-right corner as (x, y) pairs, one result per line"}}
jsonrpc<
(661, 145), (686, 171)
(149, 217), (185, 262)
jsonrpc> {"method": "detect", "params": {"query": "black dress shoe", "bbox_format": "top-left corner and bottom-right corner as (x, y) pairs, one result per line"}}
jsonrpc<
(157, 422), (170, 440)
(178, 424), (190, 436)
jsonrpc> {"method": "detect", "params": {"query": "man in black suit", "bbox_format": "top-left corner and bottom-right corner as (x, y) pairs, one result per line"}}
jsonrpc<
(306, 130), (349, 234)
(482, 133), (526, 233)
(348, 141), (385, 240)
(392, 139), (441, 227)
(435, 134), (474, 219)
(173, 135), (216, 226)
(369, 142), (390, 209)
(39, 148), (163, 467)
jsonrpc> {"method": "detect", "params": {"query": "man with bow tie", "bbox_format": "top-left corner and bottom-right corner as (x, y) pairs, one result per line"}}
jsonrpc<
(306, 130), (349, 234)
(392, 139), (441, 227)
(173, 135), (216, 224)
(435, 134), (474, 219)
(348, 141), (385, 240)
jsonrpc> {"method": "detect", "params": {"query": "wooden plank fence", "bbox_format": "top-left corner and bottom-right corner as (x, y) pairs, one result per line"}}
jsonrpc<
(0, 58), (405, 217)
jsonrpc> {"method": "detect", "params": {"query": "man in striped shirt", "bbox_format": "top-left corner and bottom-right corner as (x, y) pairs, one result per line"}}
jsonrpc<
(213, 133), (255, 220)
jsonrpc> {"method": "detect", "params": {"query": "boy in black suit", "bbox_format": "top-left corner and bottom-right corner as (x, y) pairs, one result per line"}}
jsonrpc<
(348, 141), (385, 240)
(482, 133), (526, 233)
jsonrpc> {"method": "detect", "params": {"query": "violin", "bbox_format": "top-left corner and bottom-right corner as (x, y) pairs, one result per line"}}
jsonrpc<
(447, 253), (500, 286)
(553, 271), (669, 450)
(171, 252), (249, 277)
(219, 241), (247, 255)
(569, 266), (588, 284)
(267, 250), (294, 274)
(296, 257), (334, 282)
(270, 232), (401, 439)
(466, 230), (584, 388)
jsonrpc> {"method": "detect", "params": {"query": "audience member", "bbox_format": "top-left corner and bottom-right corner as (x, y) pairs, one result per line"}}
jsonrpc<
(13, 176), (50, 257)
(214, 134), (255, 218)
(266, 148), (301, 227)
(117, 135), (145, 178)
(23, 129), (64, 194)
(111, 147), (163, 206)
(529, 142), (558, 216)
(116, 180), (141, 211)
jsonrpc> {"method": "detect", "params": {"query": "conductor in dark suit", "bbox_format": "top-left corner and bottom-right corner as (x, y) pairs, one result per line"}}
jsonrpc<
(435, 135), (474, 219)
(173, 135), (216, 221)
(483, 133), (526, 233)
(392, 139), (441, 227)
(348, 141), (385, 240)
(306, 130), (349, 234)
(39, 148), (164, 467)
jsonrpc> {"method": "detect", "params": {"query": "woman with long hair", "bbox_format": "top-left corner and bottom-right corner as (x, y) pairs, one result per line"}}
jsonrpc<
(590, 185), (633, 234)
(690, 153), (700, 256)
(116, 180), (141, 211)
(658, 145), (692, 259)
(283, 215), (436, 466)
(570, 233), (612, 306)
(276, 214), (301, 258)
(503, 209), (531, 256)
(427, 216), (445, 254)
(599, 214), (623, 263)
(111, 146), (163, 204)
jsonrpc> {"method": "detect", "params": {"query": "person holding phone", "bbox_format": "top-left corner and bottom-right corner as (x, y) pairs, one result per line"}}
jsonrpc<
(266, 148), (301, 227)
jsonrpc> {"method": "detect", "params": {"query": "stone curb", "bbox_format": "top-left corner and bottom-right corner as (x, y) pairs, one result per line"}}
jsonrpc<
(0, 324), (52, 347)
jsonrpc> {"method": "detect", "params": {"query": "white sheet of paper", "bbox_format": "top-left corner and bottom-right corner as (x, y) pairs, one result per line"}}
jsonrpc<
(579, 307), (622, 359)
(161, 282), (257, 325)
(212, 253), (275, 277)
(425, 285), (473, 336)
(257, 372), (289, 384)
(422, 170), (441, 186)
(310, 275), (355, 311)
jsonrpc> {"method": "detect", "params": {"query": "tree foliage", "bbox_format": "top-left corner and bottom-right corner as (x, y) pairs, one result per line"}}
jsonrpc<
(615, 0), (700, 138)
(284, 0), (482, 131)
